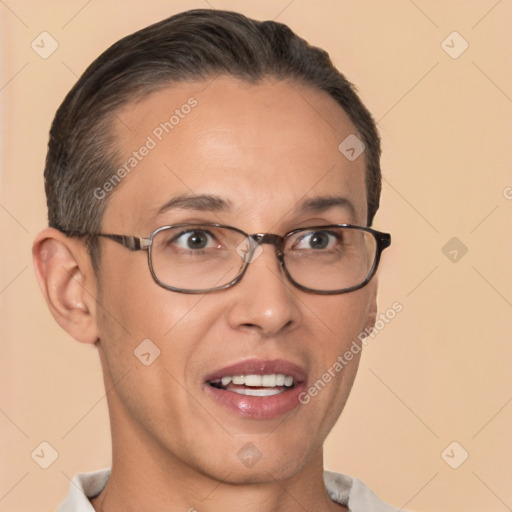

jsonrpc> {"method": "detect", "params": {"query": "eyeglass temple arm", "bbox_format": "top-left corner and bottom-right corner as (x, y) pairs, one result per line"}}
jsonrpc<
(98, 233), (151, 251)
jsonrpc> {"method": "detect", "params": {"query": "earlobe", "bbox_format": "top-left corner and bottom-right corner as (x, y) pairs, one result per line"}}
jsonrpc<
(33, 228), (99, 344)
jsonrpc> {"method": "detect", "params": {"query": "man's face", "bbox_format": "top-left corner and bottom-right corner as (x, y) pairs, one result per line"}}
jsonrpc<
(95, 76), (377, 482)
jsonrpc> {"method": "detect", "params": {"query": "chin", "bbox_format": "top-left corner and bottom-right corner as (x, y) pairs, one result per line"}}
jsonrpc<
(197, 447), (312, 486)
(221, 464), (304, 485)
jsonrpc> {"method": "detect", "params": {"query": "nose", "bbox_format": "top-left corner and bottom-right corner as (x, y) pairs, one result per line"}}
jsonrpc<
(226, 244), (301, 337)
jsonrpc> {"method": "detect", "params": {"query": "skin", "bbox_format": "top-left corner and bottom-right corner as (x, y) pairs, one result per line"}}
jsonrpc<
(34, 76), (378, 512)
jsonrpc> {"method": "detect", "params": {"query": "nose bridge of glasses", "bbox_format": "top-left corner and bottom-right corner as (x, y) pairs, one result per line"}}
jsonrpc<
(235, 233), (284, 265)
(252, 233), (285, 258)
(252, 233), (284, 248)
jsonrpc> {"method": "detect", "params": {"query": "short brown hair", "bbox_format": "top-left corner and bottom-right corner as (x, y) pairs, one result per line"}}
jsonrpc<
(45, 9), (381, 269)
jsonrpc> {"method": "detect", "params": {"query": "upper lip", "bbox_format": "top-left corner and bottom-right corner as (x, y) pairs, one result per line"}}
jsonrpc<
(204, 358), (307, 384)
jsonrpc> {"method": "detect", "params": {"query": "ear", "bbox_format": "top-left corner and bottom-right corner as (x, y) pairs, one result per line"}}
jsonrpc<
(33, 227), (99, 344)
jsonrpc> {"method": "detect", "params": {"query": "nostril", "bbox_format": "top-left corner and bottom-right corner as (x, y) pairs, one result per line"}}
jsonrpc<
(240, 319), (294, 334)
(241, 323), (258, 330)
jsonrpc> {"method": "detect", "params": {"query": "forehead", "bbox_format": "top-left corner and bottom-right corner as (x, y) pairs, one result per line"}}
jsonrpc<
(104, 76), (367, 231)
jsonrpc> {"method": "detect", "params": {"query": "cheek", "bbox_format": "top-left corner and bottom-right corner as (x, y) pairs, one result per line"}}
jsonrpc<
(94, 272), (221, 431)
(97, 248), (207, 337)
(95, 257), (226, 377)
(303, 284), (375, 347)
(296, 290), (373, 440)
(299, 285), (375, 404)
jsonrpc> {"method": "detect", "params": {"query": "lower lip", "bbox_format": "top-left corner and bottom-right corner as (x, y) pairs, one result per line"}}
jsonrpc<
(205, 384), (306, 419)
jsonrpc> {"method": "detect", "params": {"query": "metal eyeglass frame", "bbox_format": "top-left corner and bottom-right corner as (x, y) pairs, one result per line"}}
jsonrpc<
(71, 223), (391, 295)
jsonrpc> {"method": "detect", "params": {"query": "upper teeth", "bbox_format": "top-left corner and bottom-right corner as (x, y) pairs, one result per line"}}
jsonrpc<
(221, 374), (294, 387)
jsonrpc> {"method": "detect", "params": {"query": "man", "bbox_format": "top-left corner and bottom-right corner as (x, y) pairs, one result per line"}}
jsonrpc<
(33, 9), (397, 511)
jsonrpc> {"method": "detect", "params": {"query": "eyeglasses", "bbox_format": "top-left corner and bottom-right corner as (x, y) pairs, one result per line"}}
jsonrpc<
(81, 223), (390, 294)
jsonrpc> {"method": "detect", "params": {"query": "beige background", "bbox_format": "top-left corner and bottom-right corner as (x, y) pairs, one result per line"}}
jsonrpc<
(1, 1), (511, 510)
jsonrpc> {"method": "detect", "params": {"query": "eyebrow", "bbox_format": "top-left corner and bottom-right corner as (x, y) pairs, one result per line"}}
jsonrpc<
(155, 194), (233, 217)
(295, 195), (357, 218)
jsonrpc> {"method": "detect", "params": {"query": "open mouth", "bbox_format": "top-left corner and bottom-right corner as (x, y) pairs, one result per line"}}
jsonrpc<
(204, 359), (306, 418)
(208, 373), (296, 396)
